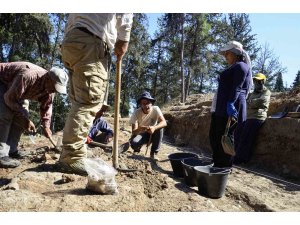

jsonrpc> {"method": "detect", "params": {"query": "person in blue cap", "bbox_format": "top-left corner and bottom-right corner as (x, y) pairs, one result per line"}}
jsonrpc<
(129, 91), (167, 161)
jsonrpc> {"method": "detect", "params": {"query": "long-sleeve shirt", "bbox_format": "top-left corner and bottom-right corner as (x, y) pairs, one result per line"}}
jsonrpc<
(215, 61), (251, 118)
(64, 13), (133, 50)
(88, 117), (113, 139)
(247, 86), (271, 120)
(0, 62), (54, 128)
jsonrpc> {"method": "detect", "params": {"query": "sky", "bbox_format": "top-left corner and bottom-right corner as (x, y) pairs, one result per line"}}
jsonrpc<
(147, 13), (300, 87)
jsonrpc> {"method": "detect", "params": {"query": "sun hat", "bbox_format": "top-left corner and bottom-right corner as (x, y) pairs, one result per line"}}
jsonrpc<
(253, 73), (266, 81)
(48, 67), (68, 94)
(219, 41), (244, 56)
(137, 91), (156, 104)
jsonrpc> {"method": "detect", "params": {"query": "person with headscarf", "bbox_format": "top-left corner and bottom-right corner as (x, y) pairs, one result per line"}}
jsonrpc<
(209, 40), (252, 168)
(234, 73), (271, 164)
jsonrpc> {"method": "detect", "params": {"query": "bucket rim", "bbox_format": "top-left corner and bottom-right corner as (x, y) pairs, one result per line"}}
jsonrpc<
(194, 165), (231, 175)
(168, 152), (198, 160)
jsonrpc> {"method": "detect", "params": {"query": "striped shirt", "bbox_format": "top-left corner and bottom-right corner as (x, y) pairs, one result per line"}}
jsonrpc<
(0, 62), (54, 128)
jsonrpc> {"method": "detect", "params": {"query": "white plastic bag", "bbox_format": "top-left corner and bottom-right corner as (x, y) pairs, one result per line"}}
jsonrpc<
(83, 158), (118, 195)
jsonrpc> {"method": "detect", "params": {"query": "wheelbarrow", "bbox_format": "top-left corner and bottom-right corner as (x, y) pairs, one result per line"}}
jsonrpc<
(221, 117), (236, 156)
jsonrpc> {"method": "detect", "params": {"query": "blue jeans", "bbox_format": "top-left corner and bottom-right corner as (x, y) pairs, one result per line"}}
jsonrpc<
(130, 128), (163, 154)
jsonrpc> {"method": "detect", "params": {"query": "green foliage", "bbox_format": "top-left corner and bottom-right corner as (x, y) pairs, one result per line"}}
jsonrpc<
(291, 71), (300, 89)
(273, 72), (285, 92)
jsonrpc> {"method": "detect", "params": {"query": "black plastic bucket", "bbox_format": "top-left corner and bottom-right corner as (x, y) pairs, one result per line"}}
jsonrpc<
(194, 166), (231, 198)
(168, 152), (198, 177)
(181, 158), (213, 186)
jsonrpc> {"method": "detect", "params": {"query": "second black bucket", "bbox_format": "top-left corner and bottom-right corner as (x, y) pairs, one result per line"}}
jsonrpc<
(181, 158), (213, 186)
(194, 166), (231, 198)
(168, 152), (198, 177)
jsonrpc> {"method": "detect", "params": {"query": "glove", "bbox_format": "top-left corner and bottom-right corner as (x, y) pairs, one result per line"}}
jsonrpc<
(86, 136), (92, 144)
(227, 102), (238, 118)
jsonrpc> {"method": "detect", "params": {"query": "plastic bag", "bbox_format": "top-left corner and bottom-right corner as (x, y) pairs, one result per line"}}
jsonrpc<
(83, 158), (118, 195)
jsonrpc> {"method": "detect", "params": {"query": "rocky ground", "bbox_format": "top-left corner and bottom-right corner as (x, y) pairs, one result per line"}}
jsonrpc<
(1, 93), (300, 225)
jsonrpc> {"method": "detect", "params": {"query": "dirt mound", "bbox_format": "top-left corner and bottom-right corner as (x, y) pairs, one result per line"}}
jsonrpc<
(163, 89), (300, 182)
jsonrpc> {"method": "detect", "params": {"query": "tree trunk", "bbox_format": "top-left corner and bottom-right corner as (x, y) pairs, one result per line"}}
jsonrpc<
(180, 15), (185, 103)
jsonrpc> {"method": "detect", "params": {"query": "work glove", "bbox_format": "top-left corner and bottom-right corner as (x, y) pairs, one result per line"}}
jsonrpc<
(227, 102), (238, 118)
(86, 136), (92, 144)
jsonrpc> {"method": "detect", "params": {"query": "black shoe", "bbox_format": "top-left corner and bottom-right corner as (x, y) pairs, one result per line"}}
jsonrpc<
(0, 156), (21, 168)
(9, 151), (28, 159)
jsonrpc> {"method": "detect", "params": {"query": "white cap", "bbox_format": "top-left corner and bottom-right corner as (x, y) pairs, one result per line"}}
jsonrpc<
(220, 40), (243, 52)
(49, 67), (68, 94)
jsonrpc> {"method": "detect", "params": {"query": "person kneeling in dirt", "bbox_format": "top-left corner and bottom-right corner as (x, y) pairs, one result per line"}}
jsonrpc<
(86, 105), (113, 145)
(0, 62), (68, 168)
(234, 73), (271, 164)
(129, 91), (167, 161)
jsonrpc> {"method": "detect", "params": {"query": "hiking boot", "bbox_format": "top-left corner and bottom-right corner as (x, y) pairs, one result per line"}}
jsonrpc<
(9, 150), (28, 159)
(0, 156), (21, 168)
(57, 160), (88, 176)
(150, 153), (160, 162)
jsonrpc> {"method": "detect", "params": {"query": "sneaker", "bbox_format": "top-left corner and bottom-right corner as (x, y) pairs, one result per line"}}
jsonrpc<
(0, 156), (21, 168)
(150, 153), (160, 162)
(57, 160), (88, 176)
(9, 151), (28, 159)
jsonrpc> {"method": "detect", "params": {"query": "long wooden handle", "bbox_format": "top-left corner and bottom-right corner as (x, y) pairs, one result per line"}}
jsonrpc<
(113, 59), (122, 168)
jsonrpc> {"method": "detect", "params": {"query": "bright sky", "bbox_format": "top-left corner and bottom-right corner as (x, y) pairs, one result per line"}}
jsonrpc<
(147, 13), (300, 87)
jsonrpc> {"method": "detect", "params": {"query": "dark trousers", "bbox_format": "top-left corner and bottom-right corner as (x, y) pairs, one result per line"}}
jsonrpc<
(130, 128), (163, 154)
(209, 113), (233, 167)
(234, 119), (264, 164)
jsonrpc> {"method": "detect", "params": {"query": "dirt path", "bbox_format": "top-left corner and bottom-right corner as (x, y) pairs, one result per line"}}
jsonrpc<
(1, 130), (299, 212)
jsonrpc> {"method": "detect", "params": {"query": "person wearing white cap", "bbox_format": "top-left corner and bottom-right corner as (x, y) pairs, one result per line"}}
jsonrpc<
(209, 40), (252, 168)
(234, 73), (271, 164)
(59, 14), (133, 175)
(0, 61), (68, 168)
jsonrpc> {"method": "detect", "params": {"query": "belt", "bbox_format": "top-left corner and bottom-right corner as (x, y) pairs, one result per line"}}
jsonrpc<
(76, 27), (100, 39)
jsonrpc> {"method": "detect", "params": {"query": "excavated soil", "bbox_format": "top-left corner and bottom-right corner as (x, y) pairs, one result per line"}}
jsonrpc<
(1, 117), (299, 213)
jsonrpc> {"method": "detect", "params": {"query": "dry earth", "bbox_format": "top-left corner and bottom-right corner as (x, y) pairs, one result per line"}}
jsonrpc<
(1, 93), (300, 217)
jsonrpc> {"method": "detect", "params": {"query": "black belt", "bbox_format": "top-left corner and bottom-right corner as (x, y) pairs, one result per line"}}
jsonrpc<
(76, 27), (99, 38)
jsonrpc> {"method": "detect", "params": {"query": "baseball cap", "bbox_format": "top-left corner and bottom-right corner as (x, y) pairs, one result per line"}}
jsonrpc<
(49, 67), (68, 94)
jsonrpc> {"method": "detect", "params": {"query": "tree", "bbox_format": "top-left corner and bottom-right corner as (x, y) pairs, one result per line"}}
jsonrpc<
(273, 72), (285, 92)
(253, 42), (287, 89)
(109, 13), (151, 116)
(291, 70), (300, 89)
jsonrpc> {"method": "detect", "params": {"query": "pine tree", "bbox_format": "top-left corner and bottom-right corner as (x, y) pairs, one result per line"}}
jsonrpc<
(273, 72), (285, 92)
(292, 71), (300, 89)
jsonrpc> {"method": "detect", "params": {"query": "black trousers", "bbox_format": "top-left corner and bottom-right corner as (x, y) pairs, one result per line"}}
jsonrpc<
(130, 128), (163, 154)
(209, 113), (234, 167)
(234, 119), (264, 164)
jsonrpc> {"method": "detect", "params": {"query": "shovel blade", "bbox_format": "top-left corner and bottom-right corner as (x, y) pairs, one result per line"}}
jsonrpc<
(221, 135), (235, 156)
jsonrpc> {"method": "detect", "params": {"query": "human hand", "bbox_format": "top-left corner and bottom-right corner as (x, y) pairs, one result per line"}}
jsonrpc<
(114, 40), (129, 61)
(86, 136), (92, 144)
(227, 102), (238, 118)
(27, 120), (36, 133)
(147, 126), (156, 134)
(43, 126), (52, 138)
